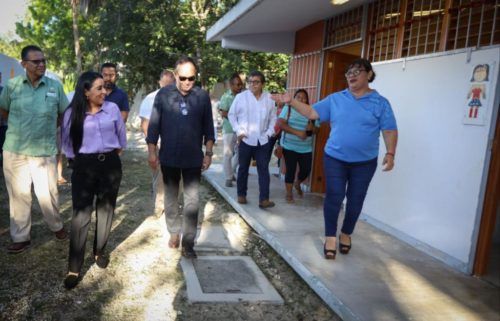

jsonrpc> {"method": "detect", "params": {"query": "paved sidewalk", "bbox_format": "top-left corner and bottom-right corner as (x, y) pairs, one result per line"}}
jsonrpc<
(203, 163), (500, 321)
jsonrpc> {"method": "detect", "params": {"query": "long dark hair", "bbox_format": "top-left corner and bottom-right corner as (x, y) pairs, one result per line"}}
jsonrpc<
(67, 71), (102, 155)
(294, 89), (310, 104)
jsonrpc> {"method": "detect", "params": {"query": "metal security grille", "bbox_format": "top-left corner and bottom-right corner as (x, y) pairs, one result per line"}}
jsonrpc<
(287, 52), (321, 103)
(366, 0), (402, 62)
(402, 0), (446, 57)
(324, 6), (364, 48)
(446, 0), (500, 50)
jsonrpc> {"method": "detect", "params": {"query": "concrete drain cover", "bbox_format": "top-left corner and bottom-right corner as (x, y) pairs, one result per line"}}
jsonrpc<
(181, 256), (283, 304)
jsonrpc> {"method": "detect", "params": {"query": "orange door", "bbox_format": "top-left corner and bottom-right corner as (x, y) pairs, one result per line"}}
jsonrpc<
(310, 50), (360, 193)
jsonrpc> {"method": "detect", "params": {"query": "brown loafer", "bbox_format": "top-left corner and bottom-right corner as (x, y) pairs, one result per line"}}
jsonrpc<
(259, 199), (275, 209)
(237, 196), (247, 204)
(7, 241), (31, 254)
(54, 228), (68, 240)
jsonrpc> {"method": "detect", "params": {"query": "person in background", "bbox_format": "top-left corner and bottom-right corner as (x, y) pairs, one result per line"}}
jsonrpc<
(138, 69), (175, 216)
(146, 56), (215, 259)
(0, 75), (6, 167)
(219, 73), (243, 187)
(228, 70), (277, 209)
(278, 89), (319, 203)
(62, 71), (126, 289)
(0, 45), (69, 254)
(273, 58), (398, 260)
(101, 62), (130, 122)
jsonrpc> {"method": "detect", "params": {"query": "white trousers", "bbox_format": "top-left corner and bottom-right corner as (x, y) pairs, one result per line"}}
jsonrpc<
(222, 133), (238, 180)
(152, 166), (164, 215)
(3, 151), (63, 242)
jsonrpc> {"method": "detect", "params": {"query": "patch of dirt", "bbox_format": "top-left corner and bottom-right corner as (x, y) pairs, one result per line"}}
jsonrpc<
(0, 141), (339, 321)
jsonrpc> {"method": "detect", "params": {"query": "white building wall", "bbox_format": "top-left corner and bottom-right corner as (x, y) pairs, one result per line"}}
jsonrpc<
(364, 47), (499, 272)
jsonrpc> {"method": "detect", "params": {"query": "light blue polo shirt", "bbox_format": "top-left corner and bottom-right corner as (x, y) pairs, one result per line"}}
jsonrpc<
(313, 89), (397, 162)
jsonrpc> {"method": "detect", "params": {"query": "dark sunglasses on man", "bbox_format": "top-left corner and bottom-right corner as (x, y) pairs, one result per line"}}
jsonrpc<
(178, 76), (196, 82)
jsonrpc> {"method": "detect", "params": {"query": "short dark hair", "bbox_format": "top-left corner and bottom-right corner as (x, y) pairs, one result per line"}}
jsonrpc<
(100, 62), (117, 72)
(248, 70), (265, 84)
(347, 58), (376, 82)
(160, 69), (174, 80)
(174, 56), (198, 73)
(21, 45), (43, 61)
(229, 72), (242, 84)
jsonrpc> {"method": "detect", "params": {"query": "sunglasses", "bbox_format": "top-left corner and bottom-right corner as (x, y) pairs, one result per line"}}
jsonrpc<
(178, 76), (196, 82)
(24, 59), (47, 66)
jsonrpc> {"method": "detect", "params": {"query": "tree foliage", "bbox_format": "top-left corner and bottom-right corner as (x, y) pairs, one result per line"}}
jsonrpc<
(1, 0), (290, 94)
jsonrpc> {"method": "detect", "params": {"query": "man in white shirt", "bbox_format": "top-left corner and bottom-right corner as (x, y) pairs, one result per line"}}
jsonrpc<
(228, 71), (276, 209)
(139, 69), (175, 216)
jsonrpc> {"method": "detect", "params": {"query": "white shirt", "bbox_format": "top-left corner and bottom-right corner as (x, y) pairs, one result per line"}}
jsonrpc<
(138, 89), (160, 120)
(228, 90), (276, 146)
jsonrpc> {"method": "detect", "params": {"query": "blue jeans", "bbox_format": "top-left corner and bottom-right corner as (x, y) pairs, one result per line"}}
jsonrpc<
(323, 154), (377, 237)
(237, 141), (271, 202)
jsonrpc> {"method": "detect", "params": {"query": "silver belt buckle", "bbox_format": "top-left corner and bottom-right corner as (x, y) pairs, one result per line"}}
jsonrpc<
(97, 153), (106, 161)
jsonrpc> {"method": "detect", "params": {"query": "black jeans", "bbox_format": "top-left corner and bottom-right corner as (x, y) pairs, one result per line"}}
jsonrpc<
(282, 148), (312, 184)
(161, 166), (201, 249)
(237, 141), (272, 202)
(68, 152), (122, 273)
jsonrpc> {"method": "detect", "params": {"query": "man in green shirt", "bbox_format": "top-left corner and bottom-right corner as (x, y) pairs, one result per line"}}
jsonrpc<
(218, 73), (243, 187)
(0, 45), (69, 253)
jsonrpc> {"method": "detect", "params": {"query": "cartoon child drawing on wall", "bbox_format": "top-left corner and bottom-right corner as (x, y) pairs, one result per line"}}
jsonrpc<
(467, 64), (489, 118)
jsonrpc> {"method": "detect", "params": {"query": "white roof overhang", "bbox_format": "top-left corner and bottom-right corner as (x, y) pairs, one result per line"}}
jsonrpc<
(207, 0), (370, 53)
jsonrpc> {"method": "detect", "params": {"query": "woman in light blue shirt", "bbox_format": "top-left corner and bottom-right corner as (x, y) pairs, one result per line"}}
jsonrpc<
(278, 89), (318, 203)
(273, 59), (398, 260)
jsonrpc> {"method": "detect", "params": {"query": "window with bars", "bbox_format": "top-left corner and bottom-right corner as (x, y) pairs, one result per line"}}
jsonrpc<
(366, 0), (402, 62)
(324, 6), (364, 48)
(287, 52), (321, 103)
(446, 0), (500, 50)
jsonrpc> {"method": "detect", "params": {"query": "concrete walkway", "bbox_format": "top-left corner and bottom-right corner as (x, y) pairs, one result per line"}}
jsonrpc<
(203, 163), (500, 321)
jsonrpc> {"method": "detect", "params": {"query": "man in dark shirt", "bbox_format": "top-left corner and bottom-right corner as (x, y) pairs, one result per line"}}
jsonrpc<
(101, 62), (130, 122)
(146, 56), (215, 258)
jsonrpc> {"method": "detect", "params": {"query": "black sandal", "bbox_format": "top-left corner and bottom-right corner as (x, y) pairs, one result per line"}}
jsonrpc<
(339, 235), (352, 255)
(323, 243), (337, 260)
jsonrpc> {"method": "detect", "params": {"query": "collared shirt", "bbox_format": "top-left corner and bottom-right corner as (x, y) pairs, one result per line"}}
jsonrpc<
(138, 89), (159, 120)
(0, 74), (68, 156)
(279, 105), (319, 153)
(228, 90), (276, 146)
(313, 89), (397, 162)
(0, 85), (6, 127)
(146, 84), (215, 168)
(105, 86), (129, 112)
(61, 101), (127, 158)
(218, 90), (235, 134)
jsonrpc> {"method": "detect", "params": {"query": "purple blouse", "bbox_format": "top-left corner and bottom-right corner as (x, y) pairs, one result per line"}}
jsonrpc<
(62, 101), (127, 158)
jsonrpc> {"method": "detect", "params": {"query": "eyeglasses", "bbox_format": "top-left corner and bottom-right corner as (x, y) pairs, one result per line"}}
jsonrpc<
(345, 69), (366, 78)
(178, 76), (196, 82)
(24, 59), (47, 66)
(247, 80), (261, 85)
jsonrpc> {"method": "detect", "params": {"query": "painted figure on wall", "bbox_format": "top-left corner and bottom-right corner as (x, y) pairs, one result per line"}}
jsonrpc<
(467, 64), (489, 119)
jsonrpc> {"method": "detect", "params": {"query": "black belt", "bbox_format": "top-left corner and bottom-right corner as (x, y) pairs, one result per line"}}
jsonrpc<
(76, 151), (116, 162)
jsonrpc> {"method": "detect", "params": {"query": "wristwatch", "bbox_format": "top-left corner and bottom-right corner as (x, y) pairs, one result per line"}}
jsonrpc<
(205, 151), (213, 157)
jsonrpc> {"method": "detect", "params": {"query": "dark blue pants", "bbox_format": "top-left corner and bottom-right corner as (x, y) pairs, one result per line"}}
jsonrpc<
(237, 141), (271, 202)
(323, 154), (377, 237)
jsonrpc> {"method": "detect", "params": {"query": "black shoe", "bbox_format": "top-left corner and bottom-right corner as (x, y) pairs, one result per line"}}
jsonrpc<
(181, 246), (197, 259)
(95, 255), (110, 269)
(64, 274), (80, 289)
(323, 243), (336, 260)
(339, 236), (352, 255)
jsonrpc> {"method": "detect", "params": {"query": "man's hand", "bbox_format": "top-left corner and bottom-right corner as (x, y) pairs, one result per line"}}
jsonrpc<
(382, 154), (395, 171)
(202, 155), (212, 171)
(271, 93), (292, 104)
(237, 134), (247, 144)
(148, 152), (159, 170)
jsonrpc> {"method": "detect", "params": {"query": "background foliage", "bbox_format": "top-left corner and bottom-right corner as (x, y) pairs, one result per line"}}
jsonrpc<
(1, 0), (290, 95)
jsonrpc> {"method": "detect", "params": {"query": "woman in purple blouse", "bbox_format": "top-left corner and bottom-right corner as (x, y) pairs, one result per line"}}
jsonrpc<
(61, 71), (127, 289)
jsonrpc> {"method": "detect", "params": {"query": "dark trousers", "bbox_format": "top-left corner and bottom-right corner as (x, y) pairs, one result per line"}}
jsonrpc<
(68, 152), (122, 273)
(161, 166), (201, 249)
(237, 141), (271, 202)
(323, 154), (377, 237)
(282, 148), (312, 184)
(0, 125), (7, 164)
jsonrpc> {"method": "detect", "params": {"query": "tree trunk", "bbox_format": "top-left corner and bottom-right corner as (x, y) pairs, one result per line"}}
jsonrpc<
(71, 0), (82, 75)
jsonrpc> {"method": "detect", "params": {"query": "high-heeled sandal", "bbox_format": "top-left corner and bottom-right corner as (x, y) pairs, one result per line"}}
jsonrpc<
(339, 235), (352, 255)
(323, 243), (336, 260)
(294, 182), (304, 197)
(64, 273), (80, 289)
(285, 193), (294, 203)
